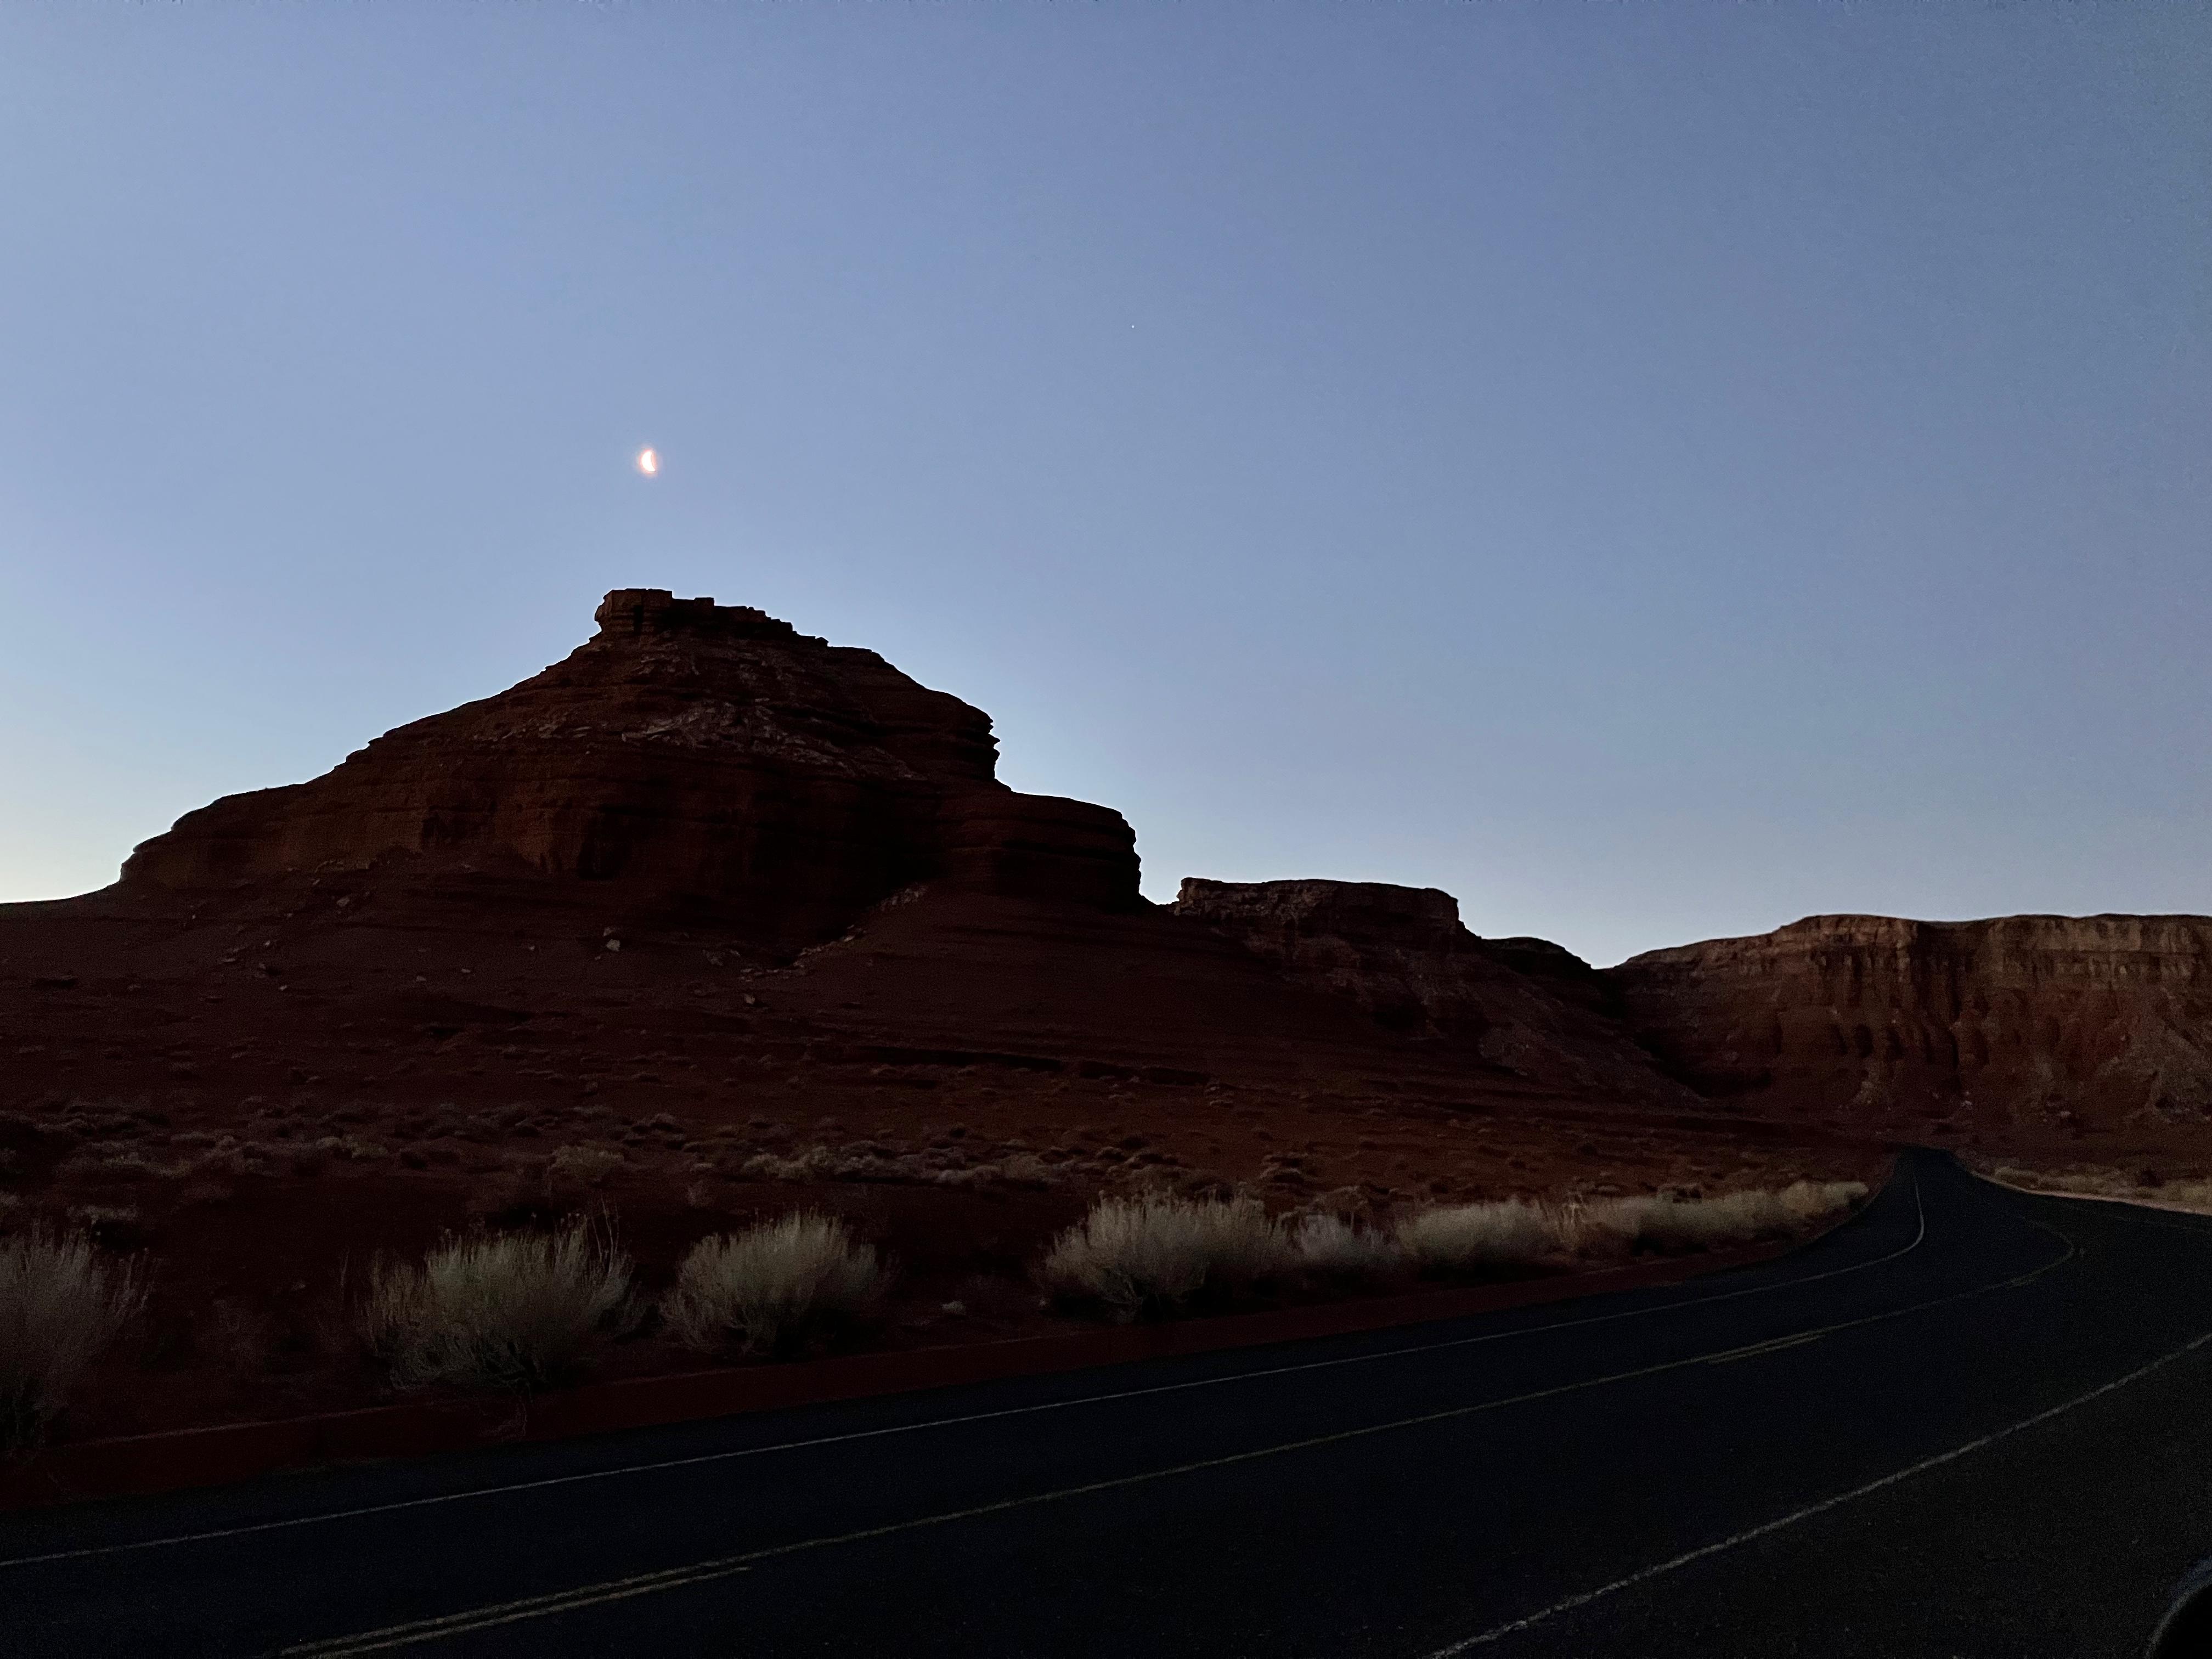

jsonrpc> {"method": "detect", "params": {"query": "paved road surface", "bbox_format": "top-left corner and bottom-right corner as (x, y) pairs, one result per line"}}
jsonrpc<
(7, 1149), (2211, 1657)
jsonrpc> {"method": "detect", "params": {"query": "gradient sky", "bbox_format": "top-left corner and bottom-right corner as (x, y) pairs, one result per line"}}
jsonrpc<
(2, 5), (2206, 966)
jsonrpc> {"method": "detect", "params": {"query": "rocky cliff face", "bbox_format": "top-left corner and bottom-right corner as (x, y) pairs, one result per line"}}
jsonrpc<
(1612, 913), (2212, 1138)
(122, 589), (1140, 943)
(1172, 878), (1697, 1109)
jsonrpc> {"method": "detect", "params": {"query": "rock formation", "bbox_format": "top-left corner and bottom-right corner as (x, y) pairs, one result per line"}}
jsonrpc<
(1612, 913), (2212, 1139)
(1173, 878), (1697, 1109)
(53, 585), (2212, 1158)
(77, 590), (1714, 1119)
(121, 589), (1140, 944)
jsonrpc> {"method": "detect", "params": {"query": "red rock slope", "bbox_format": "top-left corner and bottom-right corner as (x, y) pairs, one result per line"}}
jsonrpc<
(1611, 913), (2212, 1146)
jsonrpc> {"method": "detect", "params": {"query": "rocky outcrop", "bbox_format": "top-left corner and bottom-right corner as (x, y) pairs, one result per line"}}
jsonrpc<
(1612, 913), (2212, 1136)
(122, 589), (1140, 943)
(1172, 878), (1697, 1108)
(1173, 881), (1465, 1035)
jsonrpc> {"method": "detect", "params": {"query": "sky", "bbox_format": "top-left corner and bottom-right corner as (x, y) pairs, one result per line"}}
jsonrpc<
(2, 5), (2206, 967)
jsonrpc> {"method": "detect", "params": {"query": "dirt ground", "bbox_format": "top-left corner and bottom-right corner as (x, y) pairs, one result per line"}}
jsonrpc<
(1, 879), (1893, 1442)
(6, 1074), (1889, 1442)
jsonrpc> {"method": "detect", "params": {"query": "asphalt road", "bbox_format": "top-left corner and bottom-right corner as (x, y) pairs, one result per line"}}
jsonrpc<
(7, 1149), (2212, 1658)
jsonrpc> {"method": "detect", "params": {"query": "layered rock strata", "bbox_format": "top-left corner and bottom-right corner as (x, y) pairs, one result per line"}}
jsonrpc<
(1612, 913), (2212, 1136)
(122, 589), (1139, 943)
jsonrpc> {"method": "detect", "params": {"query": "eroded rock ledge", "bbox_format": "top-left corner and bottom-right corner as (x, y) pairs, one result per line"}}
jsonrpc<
(1172, 877), (1697, 1109)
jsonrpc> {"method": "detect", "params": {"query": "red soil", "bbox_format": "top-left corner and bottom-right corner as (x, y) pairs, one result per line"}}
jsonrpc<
(0, 879), (1883, 1442)
(0, 592), (1891, 1443)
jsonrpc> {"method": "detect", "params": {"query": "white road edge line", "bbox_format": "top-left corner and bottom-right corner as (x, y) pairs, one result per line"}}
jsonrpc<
(1700, 1329), (1824, 1365)
(275, 1214), (2061, 1658)
(280, 1559), (760, 1656)
(1421, 1324), (2212, 1655)
(0, 1181), (1934, 1572)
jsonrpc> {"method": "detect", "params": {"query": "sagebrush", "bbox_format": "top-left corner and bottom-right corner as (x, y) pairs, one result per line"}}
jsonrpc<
(1290, 1212), (1403, 1278)
(1581, 1181), (1866, 1254)
(0, 1227), (144, 1449)
(1040, 1193), (1294, 1315)
(1041, 1177), (1870, 1317)
(662, 1214), (885, 1355)
(1993, 1165), (2212, 1213)
(358, 1221), (633, 1390)
(1395, 1198), (1566, 1274)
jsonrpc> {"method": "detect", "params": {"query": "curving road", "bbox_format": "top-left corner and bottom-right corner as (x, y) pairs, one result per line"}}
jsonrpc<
(7, 1149), (2212, 1657)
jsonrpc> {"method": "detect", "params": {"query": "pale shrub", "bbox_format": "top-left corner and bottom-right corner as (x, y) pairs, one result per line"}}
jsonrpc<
(1040, 1178), (1870, 1318)
(1395, 1198), (1566, 1275)
(1998, 1166), (2126, 1197)
(1994, 1164), (2212, 1214)
(1780, 1178), (1867, 1222)
(1290, 1212), (1404, 1278)
(0, 1227), (144, 1448)
(1040, 1193), (1293, 1316)
(359, 1221), (633, 1391)
(662, 1214), (885, 1355)
(1584, 1194), (1744, 1252)
(1582, 1181), (1866, 1254)
(729, 1143), (1068, 1190)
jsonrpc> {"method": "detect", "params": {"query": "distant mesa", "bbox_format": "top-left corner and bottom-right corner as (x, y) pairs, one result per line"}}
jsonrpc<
(122, 589), (1140, 944)
(1615, 912), (2212, 1137)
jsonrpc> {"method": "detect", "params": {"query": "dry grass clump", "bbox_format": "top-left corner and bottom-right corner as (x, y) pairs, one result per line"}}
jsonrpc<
(1289, 1213), (1403, 1279)
(1040, 1193), (1293, 1316)
(1038, 1178), (1871, 1320)
(731, 1142), (1069, 1190)
(1573, 1181), (1867, 1255)
(59, 1137), (294, 1183)
(1, 1227), (144, 1449)
(1310, 1180), (1865, 1282)
(1395, 1198), (1567, 1276)
(357, 1221), (633, 1391)
(1995, 1164), (2131, 1196)
(1992, 1164), (2212, 1214)
(662, 1214), (886, 1355)
(1994, 1165), (2107, 1195)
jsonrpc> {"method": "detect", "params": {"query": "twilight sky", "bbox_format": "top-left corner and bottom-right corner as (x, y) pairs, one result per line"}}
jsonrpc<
(2, 5), (2205, 966)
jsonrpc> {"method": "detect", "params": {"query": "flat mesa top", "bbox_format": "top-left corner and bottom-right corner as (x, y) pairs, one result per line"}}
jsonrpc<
(592, 589), (817, 644)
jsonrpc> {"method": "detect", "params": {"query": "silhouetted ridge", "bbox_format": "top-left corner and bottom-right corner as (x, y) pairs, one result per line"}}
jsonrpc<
(122, 589), (1141, 941)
